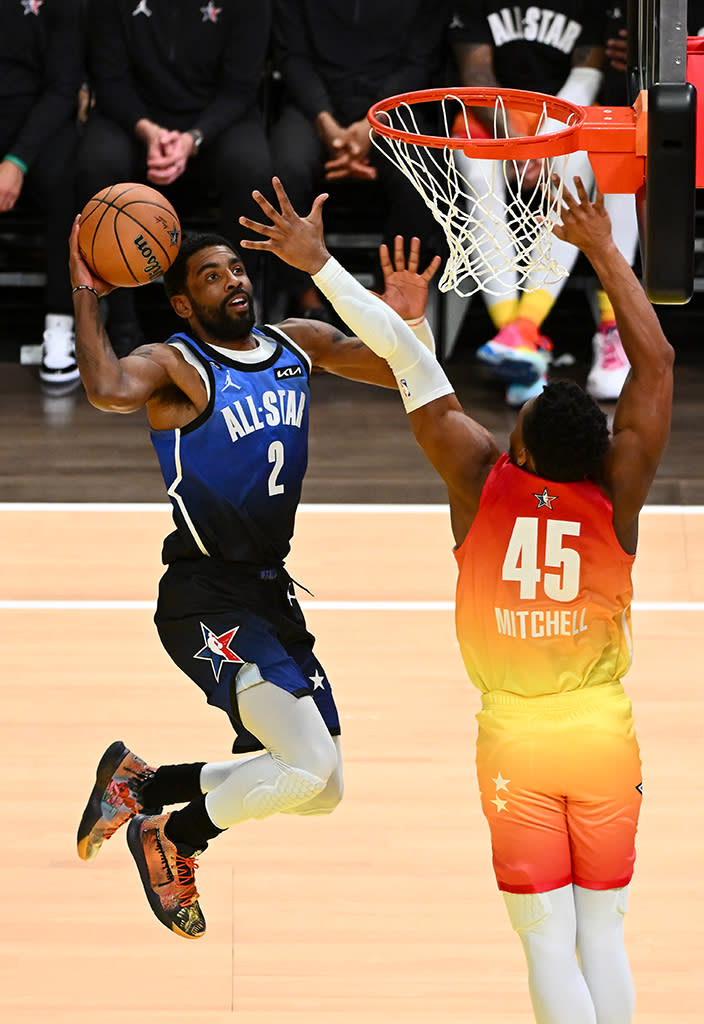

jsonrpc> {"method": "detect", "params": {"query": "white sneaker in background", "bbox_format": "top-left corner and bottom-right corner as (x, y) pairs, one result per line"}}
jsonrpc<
(586, 322), (630, 401)
(40, 314), (79, 384)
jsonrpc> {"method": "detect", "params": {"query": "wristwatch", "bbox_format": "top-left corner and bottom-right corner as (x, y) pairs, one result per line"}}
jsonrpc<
(187, 128), (204, 154)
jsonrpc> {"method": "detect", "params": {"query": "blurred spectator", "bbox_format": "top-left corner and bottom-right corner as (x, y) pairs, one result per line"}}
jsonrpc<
(0, 0), (83, 386)
(270, 0), (450, 318)
(449, 1), (609, 406)
(76, 0), (273, 353)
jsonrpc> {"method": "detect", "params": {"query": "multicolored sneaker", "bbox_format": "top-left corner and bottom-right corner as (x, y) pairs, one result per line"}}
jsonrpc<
(505, 373), (548, 408)
(127, 813), (206, 940)
(477, 321), (553, 385)
(77, 741), (158, 861)
(586, 322), (630, 401)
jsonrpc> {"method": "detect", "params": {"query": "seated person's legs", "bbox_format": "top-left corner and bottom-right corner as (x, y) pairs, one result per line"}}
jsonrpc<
(20, 120), (80, 384)
(270, 103), (328, 316)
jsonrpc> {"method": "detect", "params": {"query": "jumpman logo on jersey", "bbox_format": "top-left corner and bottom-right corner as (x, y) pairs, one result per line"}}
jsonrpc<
(534, 487), (558, 510)
(194, 623), (244, 681)
(221, 369), (241, 392)
(132, 0), (152, 16)
(200, 1), (222, 22)
(21, 0), (43, 15)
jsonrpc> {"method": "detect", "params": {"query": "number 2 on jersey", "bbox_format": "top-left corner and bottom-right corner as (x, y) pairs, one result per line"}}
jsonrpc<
(267, 440), (285, 495)
(502, 517), (581, 602)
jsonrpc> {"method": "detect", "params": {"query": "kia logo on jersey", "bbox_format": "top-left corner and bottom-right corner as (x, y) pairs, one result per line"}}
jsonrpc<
(275, 365), (304, 380)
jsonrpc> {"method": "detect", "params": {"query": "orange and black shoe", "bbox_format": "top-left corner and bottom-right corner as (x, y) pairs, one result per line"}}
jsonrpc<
(77, 740), (158, 861)
(127, 813), (206, 940)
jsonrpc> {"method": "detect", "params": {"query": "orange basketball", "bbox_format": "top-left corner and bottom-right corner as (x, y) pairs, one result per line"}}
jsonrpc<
(78, 182), (181, 288)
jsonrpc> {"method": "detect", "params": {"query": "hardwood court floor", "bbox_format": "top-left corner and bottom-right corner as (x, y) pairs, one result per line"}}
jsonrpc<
(1, 504), (703, 1023)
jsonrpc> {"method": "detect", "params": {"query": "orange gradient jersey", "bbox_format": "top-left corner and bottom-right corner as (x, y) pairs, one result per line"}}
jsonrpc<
(454, 454), (636, 697)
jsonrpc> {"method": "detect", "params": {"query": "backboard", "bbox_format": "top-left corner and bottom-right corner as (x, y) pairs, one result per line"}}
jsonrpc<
(627, 0), (697, 303)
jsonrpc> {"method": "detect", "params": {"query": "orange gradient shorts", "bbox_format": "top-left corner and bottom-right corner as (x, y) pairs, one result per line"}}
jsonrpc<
(475, 682), (642, 894)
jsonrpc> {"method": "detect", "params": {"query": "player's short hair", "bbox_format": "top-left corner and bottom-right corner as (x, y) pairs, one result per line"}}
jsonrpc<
(163, 232), (242, 298)
(522, 379), (610, 482)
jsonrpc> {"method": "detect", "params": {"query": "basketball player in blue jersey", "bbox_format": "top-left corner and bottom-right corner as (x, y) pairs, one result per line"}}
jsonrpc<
(68, 186), (442, 940)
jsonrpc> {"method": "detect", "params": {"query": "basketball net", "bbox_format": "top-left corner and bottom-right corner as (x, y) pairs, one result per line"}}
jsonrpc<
(369, 93), (579, 297)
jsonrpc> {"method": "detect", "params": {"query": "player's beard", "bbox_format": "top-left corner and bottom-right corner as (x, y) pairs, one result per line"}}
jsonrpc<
(192, 291), (255, 341)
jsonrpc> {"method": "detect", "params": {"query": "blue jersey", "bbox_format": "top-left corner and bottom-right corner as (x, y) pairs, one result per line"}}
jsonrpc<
(151, 326), (311, 566)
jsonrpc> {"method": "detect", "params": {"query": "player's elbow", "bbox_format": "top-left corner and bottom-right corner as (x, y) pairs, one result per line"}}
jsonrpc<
(83, 380), (145, 414)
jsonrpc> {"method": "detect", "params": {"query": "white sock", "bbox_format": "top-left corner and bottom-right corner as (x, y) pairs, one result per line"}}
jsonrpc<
(575, 885), (634, 1023)
(44, 313), (74, 334)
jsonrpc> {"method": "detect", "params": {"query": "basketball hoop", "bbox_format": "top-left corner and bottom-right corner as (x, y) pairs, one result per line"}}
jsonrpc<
(368, 87), (646, 297)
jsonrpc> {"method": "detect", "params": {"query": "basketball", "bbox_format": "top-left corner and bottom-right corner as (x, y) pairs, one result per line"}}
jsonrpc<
(78, 183), (181, 288)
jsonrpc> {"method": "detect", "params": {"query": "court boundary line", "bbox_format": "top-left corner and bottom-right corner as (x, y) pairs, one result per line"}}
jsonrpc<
(1, 600), (702, 612)
(1, 503), (704, 515)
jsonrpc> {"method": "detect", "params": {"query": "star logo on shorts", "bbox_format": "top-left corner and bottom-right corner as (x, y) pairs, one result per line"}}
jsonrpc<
(21, 0), (43, 15)
(309, 670), (325, 690)
(131, 0), (151, 16)
(200, 1), (222, 22)
(194, 623), (244, 681)
(534, 487), (558, 510)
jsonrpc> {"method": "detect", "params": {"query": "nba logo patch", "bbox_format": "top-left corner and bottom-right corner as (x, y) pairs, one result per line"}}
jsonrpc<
(399, 378), (411, 399)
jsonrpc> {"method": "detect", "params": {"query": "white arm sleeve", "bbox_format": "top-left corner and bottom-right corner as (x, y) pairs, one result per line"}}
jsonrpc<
(405, 315), (436, 354)
(557, 66), (603, 107)
(312, 256), (454, 413)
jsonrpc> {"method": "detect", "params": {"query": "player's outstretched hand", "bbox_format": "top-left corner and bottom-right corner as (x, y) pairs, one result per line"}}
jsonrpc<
(239, 177), (331, 275)
(69, 216), (114, 296)
(551, 176), (614, 258)
(377, 236), (442, 321)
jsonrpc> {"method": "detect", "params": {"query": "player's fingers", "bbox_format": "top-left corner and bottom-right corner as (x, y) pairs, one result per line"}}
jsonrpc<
(593, 189), (605, 213)
(271, 176), (297, 217)
(239, 238), (270, 251)
(422, 254), (443, 282)
(250, 187), (282, 223)
(309, 192), (328, 222)
(407, 236), (421, 274)
(238, 214), (275, 237)
(572, 175), (589, 204)
(393, 234), (406, 271)
(378, 242), (394, 277)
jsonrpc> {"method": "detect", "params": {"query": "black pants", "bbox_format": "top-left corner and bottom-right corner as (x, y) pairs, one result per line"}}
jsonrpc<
(75, 110), (274, 329)
(0, 112), (78, 315)
(270, 103), (444, 302)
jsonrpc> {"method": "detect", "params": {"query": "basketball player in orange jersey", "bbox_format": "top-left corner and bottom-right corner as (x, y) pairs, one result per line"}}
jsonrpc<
(242, 175), (673, 1023)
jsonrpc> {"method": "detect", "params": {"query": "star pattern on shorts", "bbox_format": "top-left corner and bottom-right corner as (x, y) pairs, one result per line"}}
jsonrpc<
(534, 487), (558, 510)
(200, 1), (222, 21)
(309, 670), (325, 690)
(490, 769), (511, 812)
(194, 623), (244, 681)
(21, 0), (43, 15)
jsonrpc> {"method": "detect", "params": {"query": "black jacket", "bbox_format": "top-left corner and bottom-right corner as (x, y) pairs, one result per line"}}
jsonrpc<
(87, 0), (271, 141)
(0, 0), (83, 167)
(273, 0), (450, 125)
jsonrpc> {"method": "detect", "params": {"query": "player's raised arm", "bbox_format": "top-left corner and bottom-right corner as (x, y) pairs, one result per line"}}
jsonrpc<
(69, 216), (177, 413)
(552, 177), (675, 538)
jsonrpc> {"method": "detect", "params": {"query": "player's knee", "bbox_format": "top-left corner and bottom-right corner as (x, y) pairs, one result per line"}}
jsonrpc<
(503, 890), (553, 934)
(241, 763), (328, 818)
(291, 771), (344, 816)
